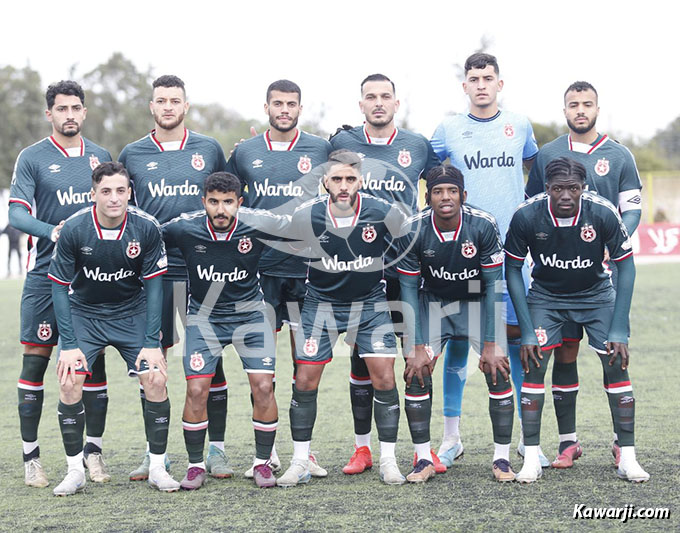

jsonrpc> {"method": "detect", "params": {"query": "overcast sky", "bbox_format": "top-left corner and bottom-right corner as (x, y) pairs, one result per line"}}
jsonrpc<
(2, 1), (674, 142)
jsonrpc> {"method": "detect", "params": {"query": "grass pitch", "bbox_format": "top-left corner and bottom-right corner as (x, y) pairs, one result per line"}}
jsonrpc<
(0, 264), (678, 532)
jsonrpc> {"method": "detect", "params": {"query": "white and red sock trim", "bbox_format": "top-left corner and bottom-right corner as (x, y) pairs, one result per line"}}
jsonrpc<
(604, 381), (633, 394)
(521, 382), (545, 395)
(489, 388), (513, 400)
(252, 420), (278, 432)
(182, 419), (209, 431)
(552, 383), (579, 393)
(18, 379), (44, 391)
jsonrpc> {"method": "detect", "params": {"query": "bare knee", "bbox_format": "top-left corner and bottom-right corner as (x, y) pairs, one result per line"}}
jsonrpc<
(555, 342), (579, 364)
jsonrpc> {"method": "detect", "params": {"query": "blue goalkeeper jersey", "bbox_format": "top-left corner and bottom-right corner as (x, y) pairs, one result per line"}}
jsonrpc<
(430, 110), (538, 239)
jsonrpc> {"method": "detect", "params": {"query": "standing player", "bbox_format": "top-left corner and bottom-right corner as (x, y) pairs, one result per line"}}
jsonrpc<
(329, 74), (439, 475)
(398, 164), (515, 483)
(505, 157), (648, 483)
(119, 75), (231, 480)
(226, 79), (332, 478)
(525, 81), (643, 468)
(9, 81), (112, 487)
(276, 150), (408, 487)
(163, 172), (288, 489)
(48, 162), (179, 495)
(430, 53), (546, 466)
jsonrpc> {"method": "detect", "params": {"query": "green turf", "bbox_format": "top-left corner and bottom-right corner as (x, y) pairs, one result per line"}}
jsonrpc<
(0, 264), (678, 532)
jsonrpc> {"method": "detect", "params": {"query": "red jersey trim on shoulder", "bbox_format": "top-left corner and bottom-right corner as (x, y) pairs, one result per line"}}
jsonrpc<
(431, 209), (462, 243)
(92, 206), (127, 240)
(363, 124), (398, 145)
(49, 136), (84, 158)
(568, 134), (609, 154)
(9, 198), (32, 212)
(547, 197), (581, 227)
(47, 273), (70, 286)
(150, 128), (188, 152)
(327, 193), (361, 228)
(264, 128), (300, 151)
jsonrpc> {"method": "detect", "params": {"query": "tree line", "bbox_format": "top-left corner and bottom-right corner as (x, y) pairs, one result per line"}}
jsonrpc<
(1, 52), (678, 189)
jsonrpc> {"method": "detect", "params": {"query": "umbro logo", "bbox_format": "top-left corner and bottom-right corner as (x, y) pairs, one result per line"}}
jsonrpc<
(536, 232), (549, 240)
(49, 164), (61, 173)
(252, 159), (263, 168)
(423, 249), (435, 257)
(357, 153), (366, 160)
(318, 234), (330, 244)
(147, 162), (158, 170)
(194, 245), (207, 253)
(462, 130), (473, 139)
(80, 246), (93, 255)
(629, 195), (642, 205)
(263, 357), (273, 366)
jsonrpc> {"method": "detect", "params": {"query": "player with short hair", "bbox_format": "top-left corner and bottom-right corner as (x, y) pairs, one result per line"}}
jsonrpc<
(48, 161), (178, 495)
(163, 172), (288, 489)
(398, 164), (516, 483)
(276, 150), (409, 487)
(525, 81), (643, 469)
(430, 53), (546, 466)
(119, 75), (232, 481)
(226, 79), (332, 478)
(505, 157), (648, 483)
(9, 80), (112, 487)
(329, 73), (440, 475)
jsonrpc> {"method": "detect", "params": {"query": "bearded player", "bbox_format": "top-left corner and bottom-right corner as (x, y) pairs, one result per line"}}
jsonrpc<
(119, 75), (232, 480)
(329, 74), (440, 475)
(525, 81), (642, 469)
(9, 80), (112, 487)
(226, 79), (332, 478)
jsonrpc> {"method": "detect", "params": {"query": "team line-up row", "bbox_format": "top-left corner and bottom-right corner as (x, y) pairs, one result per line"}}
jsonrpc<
(9, 52), (646, 495)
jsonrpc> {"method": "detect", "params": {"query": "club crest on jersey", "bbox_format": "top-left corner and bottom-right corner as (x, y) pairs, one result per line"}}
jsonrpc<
(534, 327), (548, 346)
(504, 124), (515, 138)
(397, 149), (412, 168)
(126, 240), (141, 258)
(190, 352), (205, 371)
(89, 155), (101, 171)
(461, 240), (477, 258)
(37, 322), (52, 341)
(191, 153), (205, 171)
(303, 337), (318, 356)
(580, 224), (597, 242)
(74, 359), (83, 371)
(594, 158), (610, 176)
(238, 237), (252, 254)
(297, 156), (312, 174)
(362, 225), (377, 243)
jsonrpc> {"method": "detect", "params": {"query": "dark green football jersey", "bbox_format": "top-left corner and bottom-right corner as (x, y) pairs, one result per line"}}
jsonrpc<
(8, 136), (112, 292)
(525, 134), (642, 209)
(119, 129), (227, 279)
(162, 208), (290, 317)
(330, 125), (440, 278)
(225, 129), (332, 278)
(48, 205), (167, 318)
(504, 192), (633, 308)
(291, 192), (407, 303)
(397, 205), (504, 301)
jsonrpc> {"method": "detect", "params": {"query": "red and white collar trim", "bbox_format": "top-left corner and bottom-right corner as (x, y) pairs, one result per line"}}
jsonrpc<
(363, 124), (397, 145)
(92, 206), (127, 240)
(547, 196), (582, 227)
(327, 193), (361, 228)
(49, 136), (84, 157)
(431, 209), (462, 243)
(206, 215), (238, 241)
(264, 128), (300, 151)
(568, 134), (608, 154)
(150, 128), (188, 152)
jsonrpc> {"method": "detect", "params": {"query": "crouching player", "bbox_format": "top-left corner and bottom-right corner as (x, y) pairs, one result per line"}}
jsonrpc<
(277, 149), (408, 487)
(162, 172), (287, 489)
(398, 164), (516, 482)
(48, 162), (177, 495)
(506, 157), (648, 483)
